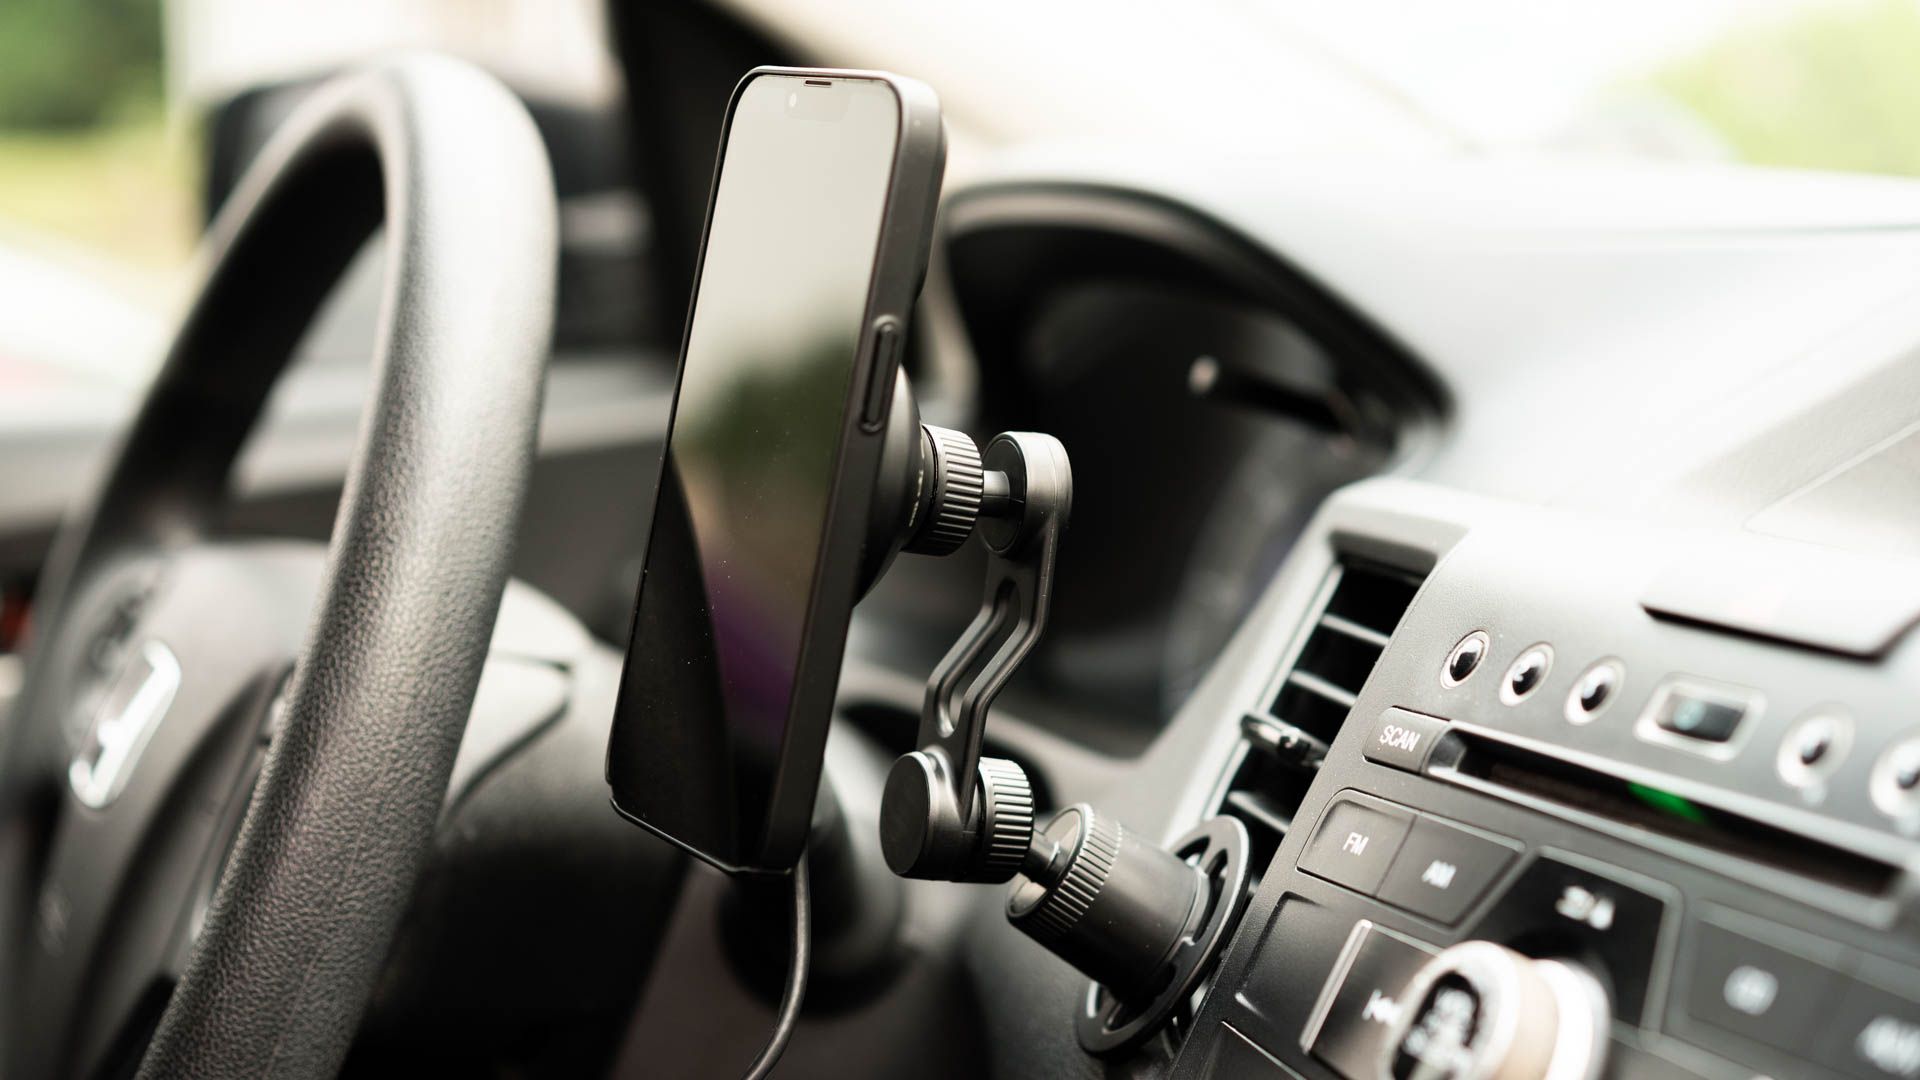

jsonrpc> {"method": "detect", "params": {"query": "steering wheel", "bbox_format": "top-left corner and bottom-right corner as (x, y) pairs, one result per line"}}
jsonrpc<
(0, 55), (556, 1078)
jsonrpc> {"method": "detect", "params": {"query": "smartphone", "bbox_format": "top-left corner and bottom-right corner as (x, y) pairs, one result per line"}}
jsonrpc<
(605, 69), (944, 874)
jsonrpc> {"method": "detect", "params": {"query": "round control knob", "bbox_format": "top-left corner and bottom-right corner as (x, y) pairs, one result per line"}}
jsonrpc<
(903, 424), (985, 557)
(1382, 941), (1609, 1080)
(1007, 804), (1205, 1003)
(1443, 631), (1489, 687)
(974, 756), (1037, 881)
(879, 753), (1036, 884)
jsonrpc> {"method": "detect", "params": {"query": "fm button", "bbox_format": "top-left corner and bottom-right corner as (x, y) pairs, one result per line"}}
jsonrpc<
(1299, 797), (1413, 895)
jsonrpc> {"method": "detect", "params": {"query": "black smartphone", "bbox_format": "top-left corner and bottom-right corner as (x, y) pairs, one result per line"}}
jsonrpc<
(606, 69), (944, 874)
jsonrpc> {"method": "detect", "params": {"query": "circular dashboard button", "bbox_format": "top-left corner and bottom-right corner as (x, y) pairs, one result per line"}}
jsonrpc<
(1382, 941), (1610, 1080)
(1798, 726), (1831, 764)
(1443, 631), (1490, 688)
(1564, 659), (1622, 724)
(1500, 644), (1553, 705)
(1870, 734), (1920, 821)
(1778, 711), (1850, 796)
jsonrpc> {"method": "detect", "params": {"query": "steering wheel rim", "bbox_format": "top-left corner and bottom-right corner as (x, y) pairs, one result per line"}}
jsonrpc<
(0, 54), (555, 1078)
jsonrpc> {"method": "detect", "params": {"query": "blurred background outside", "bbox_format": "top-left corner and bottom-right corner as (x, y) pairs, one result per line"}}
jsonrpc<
(5, 0), (1920, 377)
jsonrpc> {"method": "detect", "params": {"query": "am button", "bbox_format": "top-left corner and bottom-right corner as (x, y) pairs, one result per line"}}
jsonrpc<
(1376, 816), (1520, 925)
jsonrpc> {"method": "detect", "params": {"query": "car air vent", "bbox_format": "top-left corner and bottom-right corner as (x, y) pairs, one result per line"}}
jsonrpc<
(1212, 560), (1425, 875)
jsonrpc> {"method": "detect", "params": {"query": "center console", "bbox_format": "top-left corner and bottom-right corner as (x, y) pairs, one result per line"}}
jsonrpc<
(1172, 482), (1920, 1080)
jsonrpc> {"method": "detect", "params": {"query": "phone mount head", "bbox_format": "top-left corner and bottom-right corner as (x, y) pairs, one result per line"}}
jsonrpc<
(863, 376), (1250, 1054)
(858, 371), (1019, 596)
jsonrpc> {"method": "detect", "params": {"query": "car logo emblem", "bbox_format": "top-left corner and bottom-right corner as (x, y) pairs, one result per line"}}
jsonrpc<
(69, 640), (179, 809)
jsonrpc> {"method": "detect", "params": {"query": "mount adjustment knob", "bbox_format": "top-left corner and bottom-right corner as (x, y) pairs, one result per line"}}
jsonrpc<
(974, 757), (1036, 882)
(903, 424), (984, 556)
(1007, 804), (1205, 1002)
(879, 753), (1034, 884)
(1383, 941), (1609, 1080)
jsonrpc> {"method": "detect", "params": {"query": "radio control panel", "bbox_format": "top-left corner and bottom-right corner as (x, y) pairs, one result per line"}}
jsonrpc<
(1174, 506), (1920, 1080)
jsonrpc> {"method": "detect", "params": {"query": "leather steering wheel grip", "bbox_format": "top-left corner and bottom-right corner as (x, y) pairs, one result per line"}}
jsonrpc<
(102, 56), (558, 1079)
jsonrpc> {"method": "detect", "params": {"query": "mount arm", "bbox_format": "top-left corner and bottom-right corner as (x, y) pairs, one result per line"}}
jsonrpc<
(879, 431), (1069, 884)
(872, 414), (1249, 1057)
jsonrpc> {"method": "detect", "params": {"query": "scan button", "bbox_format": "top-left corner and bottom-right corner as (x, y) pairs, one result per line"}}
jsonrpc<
(1299, 797), (1414, 895)
(1363, 708), (1451, 774)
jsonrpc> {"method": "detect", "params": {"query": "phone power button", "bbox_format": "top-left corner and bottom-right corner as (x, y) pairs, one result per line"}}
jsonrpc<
(861, 317), (902, 431)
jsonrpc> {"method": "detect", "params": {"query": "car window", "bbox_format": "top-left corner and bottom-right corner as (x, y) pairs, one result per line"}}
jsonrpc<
(1274, 0), (1920, 173)
(0, 0), (182, 394)
(0, 0), (652, 409)
(745, 0), (1920, 179)
(5, 0), (1920, 402)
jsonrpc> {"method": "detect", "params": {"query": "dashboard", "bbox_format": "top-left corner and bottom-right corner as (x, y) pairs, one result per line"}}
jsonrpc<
(897, 151), (1920, 1080)
(481, 146), (1920, 1079)
(1174, 484), (1920, 1080)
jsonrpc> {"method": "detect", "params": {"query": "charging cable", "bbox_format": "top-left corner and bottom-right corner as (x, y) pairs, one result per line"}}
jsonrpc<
(742, 848), (811, 1079)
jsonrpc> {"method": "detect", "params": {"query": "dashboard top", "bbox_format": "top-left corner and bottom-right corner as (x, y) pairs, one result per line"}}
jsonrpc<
(949, 148), (1920, 546)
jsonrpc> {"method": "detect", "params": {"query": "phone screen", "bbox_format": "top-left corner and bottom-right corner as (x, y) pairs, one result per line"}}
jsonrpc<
(607, 74), (904, 870)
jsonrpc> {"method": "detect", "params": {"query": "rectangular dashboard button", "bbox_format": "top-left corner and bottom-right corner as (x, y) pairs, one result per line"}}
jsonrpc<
(1684, 921), (1844, 1057)
(1643, 680), (1754, 747)
(1362, 708), (1449, 773)
(1469, 855), (1668, 1023)
(1299, 798), (1413, 895)
(1817, 977), (1920, 1079)
(1305, 921), (1437, 1080)
(1375, 816), (1519, 924)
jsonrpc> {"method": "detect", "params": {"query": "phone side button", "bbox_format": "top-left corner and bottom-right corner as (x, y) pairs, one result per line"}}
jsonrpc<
(860, 318), (901, 431)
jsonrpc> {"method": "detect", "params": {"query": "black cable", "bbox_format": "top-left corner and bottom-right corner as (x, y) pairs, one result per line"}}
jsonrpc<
(742, 848), (811, 1080)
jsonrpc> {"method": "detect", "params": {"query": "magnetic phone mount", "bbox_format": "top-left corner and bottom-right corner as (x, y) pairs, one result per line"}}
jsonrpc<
(870, 378), (1250, 1054)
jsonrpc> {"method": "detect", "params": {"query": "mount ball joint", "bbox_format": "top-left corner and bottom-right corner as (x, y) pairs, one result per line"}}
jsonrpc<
(870, 396), (1251, 1054)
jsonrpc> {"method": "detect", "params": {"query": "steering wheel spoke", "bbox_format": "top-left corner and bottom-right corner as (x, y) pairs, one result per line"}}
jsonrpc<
(13, 544), (315, 1077)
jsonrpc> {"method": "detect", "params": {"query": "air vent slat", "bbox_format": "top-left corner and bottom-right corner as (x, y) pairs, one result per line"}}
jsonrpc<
(1223, 789), (1295, 840)
(1318, 612), (1391, 648)
(1214, 559), (1426, 889)
(1322, 564), (1422, 633)
(1285, 669), (1358, 709)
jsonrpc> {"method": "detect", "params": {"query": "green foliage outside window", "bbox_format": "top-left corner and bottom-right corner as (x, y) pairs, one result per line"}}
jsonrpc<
(1657, 0), (1920, 177)
(0, 0), (164, 129)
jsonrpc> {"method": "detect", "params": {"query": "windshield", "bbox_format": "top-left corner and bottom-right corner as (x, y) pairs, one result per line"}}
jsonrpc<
(1274, 0), (1920, 170)
(2, 0), (1920, 376)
